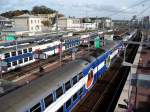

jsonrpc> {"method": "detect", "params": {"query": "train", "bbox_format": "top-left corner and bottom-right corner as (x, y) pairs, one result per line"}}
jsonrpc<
(0, 30), (137, 112)
(0, 29), (135, 73)
(0, 39), (124, 112)
(0, 36), (81, 72)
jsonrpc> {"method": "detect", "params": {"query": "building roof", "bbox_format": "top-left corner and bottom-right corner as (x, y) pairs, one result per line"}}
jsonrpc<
(2, 27), (28, 32)
(14, 14), (40, 19)
(0, 16), (9, 21)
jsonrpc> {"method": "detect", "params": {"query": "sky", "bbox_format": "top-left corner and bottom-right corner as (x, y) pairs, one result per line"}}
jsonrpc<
(0, 0), (150, 20)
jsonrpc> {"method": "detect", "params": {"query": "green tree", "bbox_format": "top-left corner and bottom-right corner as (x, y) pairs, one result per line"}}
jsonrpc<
(41, 20), (51, 27)
(32, 5), (56, 14)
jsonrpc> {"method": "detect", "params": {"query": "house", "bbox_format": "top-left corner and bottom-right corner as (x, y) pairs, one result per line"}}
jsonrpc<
(58, 17), (81, 31)
(0, 16), (12, 29)
(13, 14), (42, 33)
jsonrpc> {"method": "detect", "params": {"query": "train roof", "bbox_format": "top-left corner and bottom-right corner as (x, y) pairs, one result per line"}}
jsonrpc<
(0, 59), (88, 112)
(0, 43), (36, 53)
(101, 40), (121, 51)
(0, 39), (59, 53)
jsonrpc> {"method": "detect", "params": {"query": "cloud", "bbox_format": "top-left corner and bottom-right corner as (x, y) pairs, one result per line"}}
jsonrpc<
(0, 0), (149, 19)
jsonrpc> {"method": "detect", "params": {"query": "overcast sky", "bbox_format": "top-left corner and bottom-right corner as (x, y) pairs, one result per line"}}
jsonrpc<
(0, 0), (150, 19)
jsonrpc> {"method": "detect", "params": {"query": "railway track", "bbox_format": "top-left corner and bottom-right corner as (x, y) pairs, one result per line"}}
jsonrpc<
(2, 46), (84, 81)
(72, 30), (142, 112)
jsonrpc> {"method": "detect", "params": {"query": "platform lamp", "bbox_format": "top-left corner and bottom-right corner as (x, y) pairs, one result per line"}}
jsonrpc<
(59, 38), (63, 66)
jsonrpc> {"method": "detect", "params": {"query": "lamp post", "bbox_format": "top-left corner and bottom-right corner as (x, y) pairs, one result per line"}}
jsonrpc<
(0, 59), (2, 79)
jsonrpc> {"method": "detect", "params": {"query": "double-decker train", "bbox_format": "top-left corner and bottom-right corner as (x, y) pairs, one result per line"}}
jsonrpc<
(0, 30), (136, 73)
(0, 39), (124, 112)
(0, 30), (137, 112)
(0, 37), (80, 72)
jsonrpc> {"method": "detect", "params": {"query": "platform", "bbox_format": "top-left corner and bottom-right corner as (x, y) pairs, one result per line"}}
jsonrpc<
(115, 33), (150, 112)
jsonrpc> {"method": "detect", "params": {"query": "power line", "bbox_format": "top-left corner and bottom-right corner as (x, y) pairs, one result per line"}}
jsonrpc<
(137, 5), (150, 17)
(109, 0), (150, 17)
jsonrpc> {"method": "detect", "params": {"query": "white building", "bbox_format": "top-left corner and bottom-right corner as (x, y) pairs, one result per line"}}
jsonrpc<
(81, 23), (97, 30)
(0, 16), (12, 29)
(58, 17), (81, 31)
(13, 14), (42, 33)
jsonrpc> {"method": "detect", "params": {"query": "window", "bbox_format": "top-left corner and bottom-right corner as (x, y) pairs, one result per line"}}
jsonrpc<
(44, 94), (53, 108)
(56, 87), (63, 98)
(5, 53), (10, 58)
(73, 93), (78, 101)
(57, 106), (63, 112)
(12, 61), (17, 66)
(24, 58), (28, 62)
(7, 62), (11, 67)
(78, 87), (83, 95)
(29, 56), (33, 60)
(31, 20), (33, 24)
(35, 20), (36, 23)
(11, 51), (16, 56)
(28, 48), (32, 52)
(30, 103), (41, 112)
(78, 73), (83, 80)
(66, 98), (71, 109)
(23, 49), (27, 53)
(17, 50), (22, 55)
(18, 59), (23, 64)
(72, 76), (77, 85)
(65, 81), (71, 91)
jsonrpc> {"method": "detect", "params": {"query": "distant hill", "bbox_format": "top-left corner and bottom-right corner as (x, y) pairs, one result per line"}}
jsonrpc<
(0, 5), (56, 19)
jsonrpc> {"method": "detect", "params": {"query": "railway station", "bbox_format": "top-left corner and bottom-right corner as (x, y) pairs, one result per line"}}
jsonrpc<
(0, 1), (150, 112)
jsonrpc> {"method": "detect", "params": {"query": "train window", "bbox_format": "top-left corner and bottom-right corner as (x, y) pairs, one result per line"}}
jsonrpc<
(65, 81), (71, 91)
(30, 103), (41, 112)
(7, 62), (11, 67)
(78, 87), (83, 95)
(18, 59), (23, 64)
(17, 50), (22, 55)
(44, 94), (53, 108)
(72, 76), (77, 85)
(73, 93), (78, 101)
(24, 58), (28, 62)
(12, 61), (17, 66)
(29, 56), (33, 60)
(23, 49), (28, 53)
(28, 48), (32, 52)
(4, 53), (10, 58)
(11, 51), (16, 56)
(78, 73), (83, 80)
(56, 87), (63, 98)
(66, 45), (68, 49)
(57, 106), (63, 112)
(66, 98), (72, 109)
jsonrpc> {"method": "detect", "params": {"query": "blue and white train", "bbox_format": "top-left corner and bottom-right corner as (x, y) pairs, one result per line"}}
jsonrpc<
(0, 30), (136, 73)
(0, 40), (124, 112)
(0, 37), (80, 72)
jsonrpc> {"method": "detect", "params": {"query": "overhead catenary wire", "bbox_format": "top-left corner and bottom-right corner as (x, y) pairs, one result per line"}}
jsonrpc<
(109, 0), (150, 17)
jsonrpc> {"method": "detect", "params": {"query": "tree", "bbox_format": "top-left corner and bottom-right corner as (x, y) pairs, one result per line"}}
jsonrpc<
(0, 5), (57, 18)
(0, 10), (30, 18)
(41, 20), (51, 27)
(32, 5), (56, 14)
